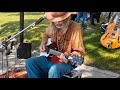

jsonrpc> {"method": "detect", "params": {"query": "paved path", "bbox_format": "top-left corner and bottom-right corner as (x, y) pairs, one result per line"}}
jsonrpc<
(73, 64), (120, 78)
(0, 47), (120, 78)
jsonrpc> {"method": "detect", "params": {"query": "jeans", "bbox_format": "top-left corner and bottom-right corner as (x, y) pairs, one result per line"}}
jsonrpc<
(25, 56), (75, 78)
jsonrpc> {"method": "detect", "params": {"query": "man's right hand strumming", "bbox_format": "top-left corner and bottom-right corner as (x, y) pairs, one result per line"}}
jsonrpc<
(39, 43), (46, 52)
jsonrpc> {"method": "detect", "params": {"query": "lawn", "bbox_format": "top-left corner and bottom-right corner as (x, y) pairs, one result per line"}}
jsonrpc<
(0, 12), (120, 73)
(0, 12), (49, 50)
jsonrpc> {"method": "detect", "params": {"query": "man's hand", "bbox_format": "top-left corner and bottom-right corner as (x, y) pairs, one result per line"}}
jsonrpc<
(39, 43), (46, 52)
(58, 53), (69, 63)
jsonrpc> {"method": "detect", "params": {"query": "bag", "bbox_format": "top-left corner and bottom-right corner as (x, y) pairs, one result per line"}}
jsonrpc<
(17, 42), (32, 59)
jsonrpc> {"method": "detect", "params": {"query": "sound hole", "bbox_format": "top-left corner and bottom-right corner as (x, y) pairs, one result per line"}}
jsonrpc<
(112, 33), (115, 36)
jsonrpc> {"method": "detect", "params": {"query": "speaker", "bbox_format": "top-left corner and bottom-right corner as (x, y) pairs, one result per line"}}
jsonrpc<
(17, 42), (32, 59)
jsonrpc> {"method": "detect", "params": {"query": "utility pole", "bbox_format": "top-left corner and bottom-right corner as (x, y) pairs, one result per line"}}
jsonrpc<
(20, 12), (24, 43)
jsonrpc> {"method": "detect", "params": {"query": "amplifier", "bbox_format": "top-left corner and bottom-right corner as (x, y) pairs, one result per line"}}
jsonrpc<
(17, 42), (32, 59)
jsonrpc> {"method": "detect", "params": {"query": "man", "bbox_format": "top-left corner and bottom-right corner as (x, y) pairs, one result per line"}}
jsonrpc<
(25, 12), (85, 78)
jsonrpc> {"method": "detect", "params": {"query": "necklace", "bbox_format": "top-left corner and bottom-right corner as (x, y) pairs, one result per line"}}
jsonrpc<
(56, 30), (68, 52)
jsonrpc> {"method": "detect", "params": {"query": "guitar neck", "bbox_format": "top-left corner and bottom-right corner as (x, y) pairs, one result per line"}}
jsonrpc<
(47, 48), (84, 65)
(49, 49), (62, 56)
(49, 49), (68, 58)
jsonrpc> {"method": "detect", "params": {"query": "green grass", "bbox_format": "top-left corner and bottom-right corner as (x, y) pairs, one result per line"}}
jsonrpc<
(0, 12), (49, 50)
(83, 20), (120, 73)
(0, 12), (120, 73)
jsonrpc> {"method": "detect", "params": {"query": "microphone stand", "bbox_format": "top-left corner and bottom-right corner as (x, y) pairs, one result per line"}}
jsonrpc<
(0, 46), (4, 76)
(1, 14), (46, 78)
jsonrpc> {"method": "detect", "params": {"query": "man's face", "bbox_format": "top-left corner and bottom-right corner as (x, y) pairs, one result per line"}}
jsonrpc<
(53, 18), (68, 29)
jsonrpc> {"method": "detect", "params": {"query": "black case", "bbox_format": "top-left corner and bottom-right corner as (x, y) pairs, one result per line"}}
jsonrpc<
(17, 42), (32, 59)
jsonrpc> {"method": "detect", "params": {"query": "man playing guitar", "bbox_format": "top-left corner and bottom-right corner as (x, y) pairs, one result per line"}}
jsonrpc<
(25, 12), (85, 78)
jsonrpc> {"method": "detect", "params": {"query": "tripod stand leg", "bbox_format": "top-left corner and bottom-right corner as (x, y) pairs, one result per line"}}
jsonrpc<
(1, 51), (3, 75)
(1, 46), (4, 75)
(5, 53), (9, 78)
(14, 47), (17, 69)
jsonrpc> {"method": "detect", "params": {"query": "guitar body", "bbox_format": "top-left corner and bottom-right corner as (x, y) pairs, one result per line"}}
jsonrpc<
(45, 42), (84, 66)
(46, 42), (61, 64)
(100, 23), (120, 49)
(46, 42), (58, 51)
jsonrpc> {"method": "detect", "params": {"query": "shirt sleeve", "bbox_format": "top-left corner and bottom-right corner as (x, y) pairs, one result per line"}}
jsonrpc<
(71, 24), (85, 56)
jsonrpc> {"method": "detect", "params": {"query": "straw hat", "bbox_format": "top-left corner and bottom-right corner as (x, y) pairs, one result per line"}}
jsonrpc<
(45, 12), (72, 22)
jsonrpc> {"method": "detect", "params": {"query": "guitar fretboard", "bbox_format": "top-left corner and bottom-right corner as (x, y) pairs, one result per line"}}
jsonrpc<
(49, 49), (62, 56)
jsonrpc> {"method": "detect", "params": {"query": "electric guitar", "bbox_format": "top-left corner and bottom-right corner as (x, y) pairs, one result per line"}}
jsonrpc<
(44, 42), (84, 66)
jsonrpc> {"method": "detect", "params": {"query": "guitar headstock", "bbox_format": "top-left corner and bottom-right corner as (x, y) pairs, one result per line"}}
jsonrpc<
(68, 56), (84, 66)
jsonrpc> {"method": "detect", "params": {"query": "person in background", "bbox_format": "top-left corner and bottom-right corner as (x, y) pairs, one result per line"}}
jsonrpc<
(75, 12), (88, 29)
(89, 12), (101, 26)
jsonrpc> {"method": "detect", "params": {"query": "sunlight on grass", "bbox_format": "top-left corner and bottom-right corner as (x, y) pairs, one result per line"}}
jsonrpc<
(98, 49), (120, 59)
(83, 19), (120, 73)
(85, 44), (97, 50)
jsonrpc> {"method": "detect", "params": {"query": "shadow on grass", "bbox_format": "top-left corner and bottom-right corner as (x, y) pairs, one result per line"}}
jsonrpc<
(83, 23), (120, 73)
(0, 19), (49, 50)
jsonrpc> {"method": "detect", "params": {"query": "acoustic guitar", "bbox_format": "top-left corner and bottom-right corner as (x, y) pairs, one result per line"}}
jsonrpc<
(100, 18), (120, 49)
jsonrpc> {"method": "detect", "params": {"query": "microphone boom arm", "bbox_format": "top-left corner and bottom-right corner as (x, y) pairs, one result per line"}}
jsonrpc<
(2, 14), (46, 45)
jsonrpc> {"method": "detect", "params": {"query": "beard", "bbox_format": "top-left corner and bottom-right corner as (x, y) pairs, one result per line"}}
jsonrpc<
(55, 17), (71, 29)
(55, 24), (66, 29)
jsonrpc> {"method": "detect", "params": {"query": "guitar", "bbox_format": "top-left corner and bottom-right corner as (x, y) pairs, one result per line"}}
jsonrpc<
(100, 18), (120, 49)
(44, 42), (84, 66)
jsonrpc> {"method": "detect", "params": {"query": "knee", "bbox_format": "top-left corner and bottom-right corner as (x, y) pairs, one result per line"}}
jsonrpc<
(48, 65), (60, 74)
(25, 57), (36, 66)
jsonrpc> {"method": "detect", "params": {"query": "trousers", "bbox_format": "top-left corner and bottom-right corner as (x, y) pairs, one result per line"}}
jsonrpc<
(25, 56), (75, 78)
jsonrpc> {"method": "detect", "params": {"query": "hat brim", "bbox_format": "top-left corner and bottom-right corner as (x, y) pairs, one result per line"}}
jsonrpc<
(45, 12), (72, 22)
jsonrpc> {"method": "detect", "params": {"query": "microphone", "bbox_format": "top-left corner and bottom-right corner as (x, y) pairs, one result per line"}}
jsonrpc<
(30, 14), (46, 28)
(34, 14), (46, 26)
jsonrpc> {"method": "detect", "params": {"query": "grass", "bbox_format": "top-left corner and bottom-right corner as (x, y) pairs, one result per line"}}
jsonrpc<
(0, 12), (49, 50)
(83, 20), (120, 73)
(0, 12), (120, 73)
